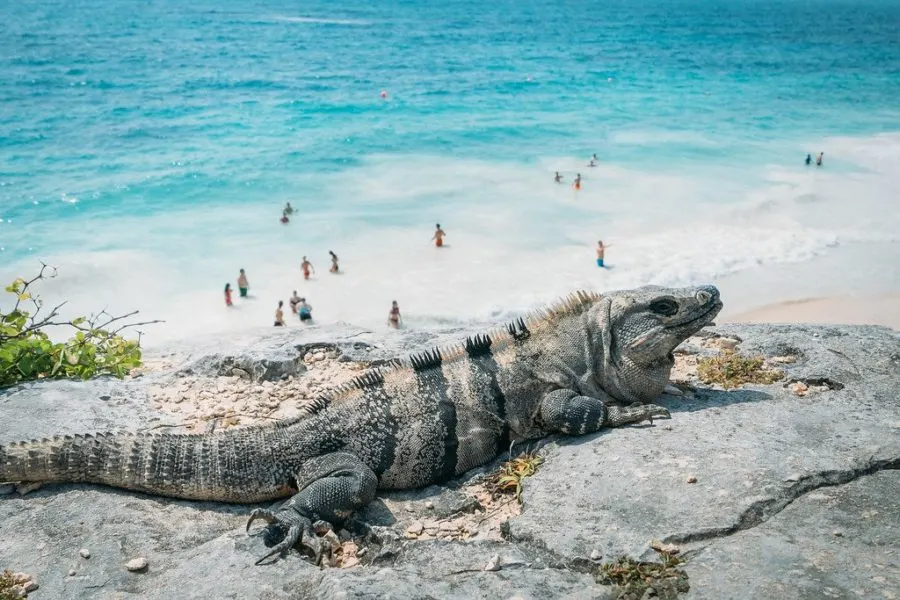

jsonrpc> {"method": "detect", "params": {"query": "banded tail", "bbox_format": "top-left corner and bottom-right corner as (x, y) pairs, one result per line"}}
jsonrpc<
(0, 427), (293, 503)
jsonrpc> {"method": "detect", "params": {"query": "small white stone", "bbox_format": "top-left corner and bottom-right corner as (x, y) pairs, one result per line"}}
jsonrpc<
(125, 557), (148, 572)
(590, 549), (603, 561)
(406, 522), (424, 536)
(23, 581), (38, 593)
(483, 554), (501, 572)
(68, 569), (76, 577)
(424, 501), (434, 510)
(79, 548), (91, 559)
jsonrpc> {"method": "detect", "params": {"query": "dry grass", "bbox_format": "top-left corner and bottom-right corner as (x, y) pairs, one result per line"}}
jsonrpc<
(0, 571), (28, 600)
(484, 451), (544, 504)
(597, 553), (689, 599)
(697, 351), (783, 389)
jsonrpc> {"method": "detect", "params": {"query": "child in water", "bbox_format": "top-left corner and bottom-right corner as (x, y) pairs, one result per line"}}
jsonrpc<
(596, 240), (612, 267)
(224, 283), (233, 306)
(388, 300), (401, 328)
(432, 224), (446, 247)
(329, 251), (339, 273)
(237, 269), (249, 297)
(574, 174), (582, 191)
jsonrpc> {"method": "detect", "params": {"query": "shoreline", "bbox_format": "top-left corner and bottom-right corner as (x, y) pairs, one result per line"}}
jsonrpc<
(722, 293), (900, 330)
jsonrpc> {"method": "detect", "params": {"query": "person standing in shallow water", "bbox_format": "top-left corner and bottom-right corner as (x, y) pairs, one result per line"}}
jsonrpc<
(805, 153), (812, 166)
(574, 174), (582, 191)
(388, 300), (401, 328)
(816, 152), (824, 166)
(224, 283), (233, 307)
(596, 240), (612, 268)
(432, 224), (446, 248)
(274, 301), (285, 327)
(328, 251), (339, 273)
(289, 290), (301, 315)
(554, 171), (563, 184)
(301, 256), (315, 280)
(237, 269), (249, 297)
(298, 298), (313, 323)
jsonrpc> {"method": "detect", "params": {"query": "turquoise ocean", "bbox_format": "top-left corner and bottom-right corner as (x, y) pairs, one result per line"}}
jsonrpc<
(2, 0), (899, 344)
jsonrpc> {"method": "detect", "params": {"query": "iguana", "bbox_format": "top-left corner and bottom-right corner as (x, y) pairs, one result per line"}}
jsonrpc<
(0, 285), (721, 564)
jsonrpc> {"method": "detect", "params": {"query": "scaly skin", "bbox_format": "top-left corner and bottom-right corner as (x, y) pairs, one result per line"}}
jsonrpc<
(0, 285), (722, 564)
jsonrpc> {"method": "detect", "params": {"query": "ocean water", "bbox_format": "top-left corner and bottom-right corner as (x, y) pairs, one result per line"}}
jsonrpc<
(1, 0), (899, 345)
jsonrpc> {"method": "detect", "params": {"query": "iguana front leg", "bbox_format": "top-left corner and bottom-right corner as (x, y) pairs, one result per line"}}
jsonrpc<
(539, 388), (670, 435)
(246, 452), (378, 565)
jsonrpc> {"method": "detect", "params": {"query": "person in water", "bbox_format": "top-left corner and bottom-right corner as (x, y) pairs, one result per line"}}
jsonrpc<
(816, 152), (824, 166)
(805, 153), (812, 166)
(301, 256), (315, 280)
(328, 250), (340, 273)
(554, 171), (563, 183)
(298, 298), (313, 322)
(224, 283), (233, 307)
(588, 153), (598, 167)
(596, 240), (612, 267)
(274, 301), (285, 327)
(283, 202), (294, 215)
(388, 300), (401, 328)
(289, 290), (301, 314)
(237, 269), (249, 297)
(280, 210), (290, 224)
(432, 224), (446, 248)
(574, 174), (582, 191)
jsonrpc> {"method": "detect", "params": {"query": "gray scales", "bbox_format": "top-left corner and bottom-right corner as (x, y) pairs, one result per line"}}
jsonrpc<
(0, 285), (722, 564)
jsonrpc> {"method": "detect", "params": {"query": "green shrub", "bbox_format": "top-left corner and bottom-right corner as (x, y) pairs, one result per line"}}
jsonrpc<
(0, 264), (159, 387)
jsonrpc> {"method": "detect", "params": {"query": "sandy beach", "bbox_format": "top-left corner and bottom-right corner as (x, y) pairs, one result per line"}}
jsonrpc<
(723, 293), (900, 330)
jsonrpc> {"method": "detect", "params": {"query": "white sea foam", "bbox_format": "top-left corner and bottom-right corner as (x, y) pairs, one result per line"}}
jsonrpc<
(3, 132), (898, 346)
(271, 16), (372, 26)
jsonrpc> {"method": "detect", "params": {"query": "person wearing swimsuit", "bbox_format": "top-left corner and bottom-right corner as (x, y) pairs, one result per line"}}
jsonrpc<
(301, 256), (315, 280)
(329, 251), (339, 273)
(298, 298), (313, 322)
(596, 239), (612, 267)
(224, 283), (233, 306)
(237, 269), (249, 297)
(432, 224), (446, 248)
(574, 173), (582, 191)
(388, 300), (401, 328)
(274, 301), (285, 327)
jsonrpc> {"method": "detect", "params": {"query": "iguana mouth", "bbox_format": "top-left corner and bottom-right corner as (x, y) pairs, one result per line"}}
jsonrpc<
(676, 299), (723, 329)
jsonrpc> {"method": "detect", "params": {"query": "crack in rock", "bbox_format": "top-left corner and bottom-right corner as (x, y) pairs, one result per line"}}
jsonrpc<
(664, 455), (900, 545)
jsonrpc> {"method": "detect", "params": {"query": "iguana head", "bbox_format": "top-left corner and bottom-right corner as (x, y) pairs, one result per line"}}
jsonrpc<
(597, 284), (722, 403)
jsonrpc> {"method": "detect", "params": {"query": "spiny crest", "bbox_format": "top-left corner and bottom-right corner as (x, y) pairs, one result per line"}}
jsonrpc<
(522, 289), (602, 330)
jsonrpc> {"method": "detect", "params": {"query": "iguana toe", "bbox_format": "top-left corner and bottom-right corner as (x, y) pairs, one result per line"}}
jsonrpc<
(255, 523), (302, 565)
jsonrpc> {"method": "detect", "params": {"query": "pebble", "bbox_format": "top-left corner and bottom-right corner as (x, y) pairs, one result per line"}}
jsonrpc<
(590, 549), (603, 561)
(68, 569), (77, 577)
(125, 557), (148, 572)
(483, 554), (501, 572)
(356, 547), (367, 557)
(833, 531), (843, 537)
(686, 476), (698, 484)
(406, 522), (424, 536)
(424, 501), (434, 510)
(79, 548), (91, 559)
(231, 368), (250, 380)
(23, 581), (38, 593)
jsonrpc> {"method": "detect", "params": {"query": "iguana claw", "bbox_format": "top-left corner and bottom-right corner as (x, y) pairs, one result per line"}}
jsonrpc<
(246, 508), (278, 532)
(254, 523), (302, 565)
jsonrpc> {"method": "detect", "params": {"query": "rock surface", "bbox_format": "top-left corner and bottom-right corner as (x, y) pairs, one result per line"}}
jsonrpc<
(1, 322), (898, 599)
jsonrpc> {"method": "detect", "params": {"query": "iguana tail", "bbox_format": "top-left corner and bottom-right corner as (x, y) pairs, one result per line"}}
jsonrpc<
(0, 427), (294, 503)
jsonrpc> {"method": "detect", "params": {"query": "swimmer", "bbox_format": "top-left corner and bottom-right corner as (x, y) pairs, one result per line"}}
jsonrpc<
(596, 240), (612, 268)
(237, 269), (249, 297)
(298, 298), (313, 322)
(816, 152), (824, 166)
(274, 301), (285, 327)
(301, 256), (316, 280)
(432, 223), (446, 248)
(283, 202), (294, 215)
(589, 153), (598, 167)
(289, 290), (301, 314)
(554, 171), (563, 183)
(224, 283), (233, 307)
(388, 300), (401, 328)
(805, 153), (812, 166)
(574, 173), (582, 191)
(280, 210), (290, 224)
(328, 250), (340, 273)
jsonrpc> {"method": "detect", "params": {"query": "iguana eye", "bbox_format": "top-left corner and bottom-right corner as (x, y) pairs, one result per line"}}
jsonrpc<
(650, 298), (679, 316)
